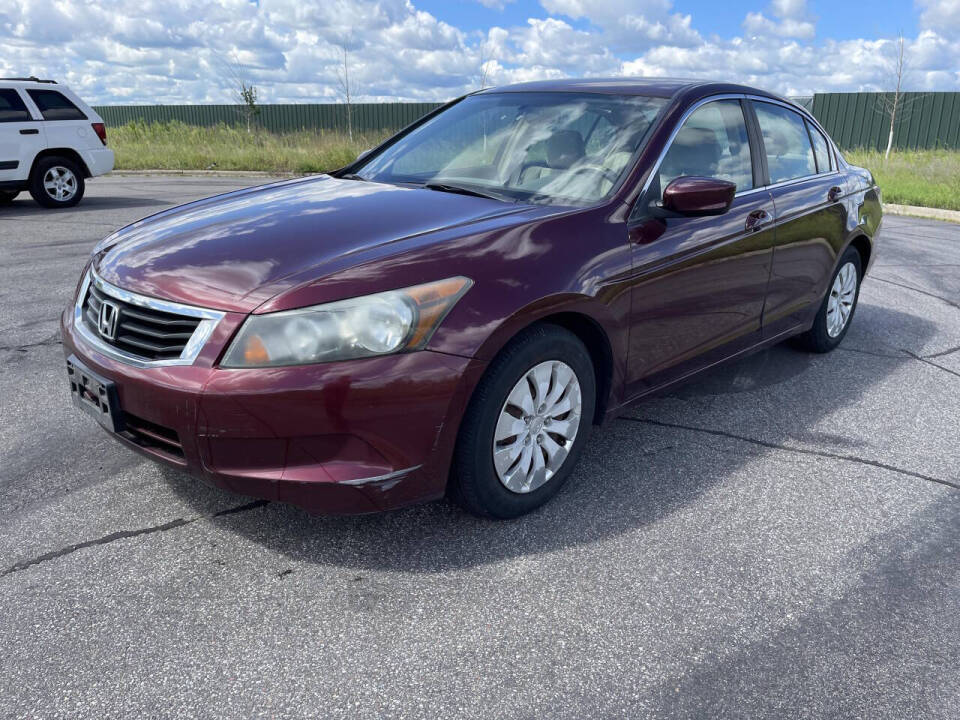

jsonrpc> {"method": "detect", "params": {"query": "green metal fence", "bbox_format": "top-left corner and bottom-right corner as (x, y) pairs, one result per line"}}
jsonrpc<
(93, 92), (960, 150)
(91, 102), (443, 134)
(812, 92), (960, 150)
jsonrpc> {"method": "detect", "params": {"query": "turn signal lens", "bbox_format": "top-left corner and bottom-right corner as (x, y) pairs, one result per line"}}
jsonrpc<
(242, 334), (271, 365)
(406, 277), (473, 348)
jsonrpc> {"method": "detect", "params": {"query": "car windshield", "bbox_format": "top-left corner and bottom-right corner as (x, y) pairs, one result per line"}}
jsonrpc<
(353, 92), (668, 206)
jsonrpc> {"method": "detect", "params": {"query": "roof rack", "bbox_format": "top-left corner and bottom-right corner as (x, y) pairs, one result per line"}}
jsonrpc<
(0, 76), (57, 84)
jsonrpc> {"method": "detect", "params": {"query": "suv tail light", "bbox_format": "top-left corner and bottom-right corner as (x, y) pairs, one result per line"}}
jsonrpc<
(91, 123), (107, 146)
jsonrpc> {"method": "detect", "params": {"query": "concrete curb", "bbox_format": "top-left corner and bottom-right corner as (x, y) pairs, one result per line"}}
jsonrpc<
(884, 203), (960, 224)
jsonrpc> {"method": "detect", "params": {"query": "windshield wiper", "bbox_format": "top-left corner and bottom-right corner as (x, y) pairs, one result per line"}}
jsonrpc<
(422, 182), (506, 201)
(339, 172), (367, 181)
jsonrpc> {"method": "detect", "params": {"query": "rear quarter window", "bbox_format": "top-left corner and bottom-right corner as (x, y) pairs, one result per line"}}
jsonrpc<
(806, 121), (833, 173)
(26, 89), (87, 121)
(0, 89), (32, 122)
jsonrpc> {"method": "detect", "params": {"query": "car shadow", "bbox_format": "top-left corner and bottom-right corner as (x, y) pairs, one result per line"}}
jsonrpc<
(161, 303), (937, 573)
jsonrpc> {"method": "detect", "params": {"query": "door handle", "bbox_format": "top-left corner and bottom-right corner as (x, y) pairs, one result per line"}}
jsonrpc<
(827, 185), (842, 202)
(19, 128), (39, 135)
(745, 209), (771, 232)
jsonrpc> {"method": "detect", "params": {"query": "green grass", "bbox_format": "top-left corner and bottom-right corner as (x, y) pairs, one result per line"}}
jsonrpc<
(111, 120), (388, 174)
(110, 122), (960, 211)
(845, 149), (960, 211)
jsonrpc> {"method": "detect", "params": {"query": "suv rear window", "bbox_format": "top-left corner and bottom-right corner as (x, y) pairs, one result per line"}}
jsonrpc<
(0, 89), (31, 122)
(26, 89), (87, 121)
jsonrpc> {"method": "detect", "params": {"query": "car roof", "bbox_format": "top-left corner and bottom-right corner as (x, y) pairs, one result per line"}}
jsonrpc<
(477, 77), (787, 103)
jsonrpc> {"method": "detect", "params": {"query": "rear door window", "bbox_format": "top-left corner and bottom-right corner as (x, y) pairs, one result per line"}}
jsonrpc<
(26, 89), (87, 121)
(658, 99), (754, 193)
(752, 102), (816, 184)
(0, 89), (32, 122)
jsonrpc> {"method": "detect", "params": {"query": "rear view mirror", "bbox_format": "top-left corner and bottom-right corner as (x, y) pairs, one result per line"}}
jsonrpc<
(657, 176), (736, 217)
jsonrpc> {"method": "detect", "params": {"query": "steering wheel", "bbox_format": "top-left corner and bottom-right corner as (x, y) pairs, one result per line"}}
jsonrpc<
(567, 164), (619, 185)
(510, 160), (551, 187)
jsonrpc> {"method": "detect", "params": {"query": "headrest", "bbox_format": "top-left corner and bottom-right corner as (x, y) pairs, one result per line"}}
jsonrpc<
(660, 126), (721, 180)
(546, 130), (585, 169)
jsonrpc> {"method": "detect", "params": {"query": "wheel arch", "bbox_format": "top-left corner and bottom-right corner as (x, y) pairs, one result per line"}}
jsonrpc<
(537, 312), (614, 425)
(29, 149), (92, 179)
(848, 233), (872, 273)
(463, 304), (619, 427)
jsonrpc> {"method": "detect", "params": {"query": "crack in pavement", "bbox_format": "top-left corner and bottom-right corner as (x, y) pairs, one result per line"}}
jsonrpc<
(0, 331), (62, 354)
(926, 345), (960, 359)
(874, 263), (960, 268)
(620, 417), (959, 491)
(872, 275), (960, 310)
(1, 499), (269, 578)
(835, 345), (960, 369)
(903, 350), (960, 380)
(836, 346), (907, 360)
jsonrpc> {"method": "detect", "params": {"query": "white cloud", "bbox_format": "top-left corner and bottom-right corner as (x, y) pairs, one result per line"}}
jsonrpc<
(540, 0), (702, 49)
(742, 0), (815, 40)
(917, 0), (960, 30)
(0, 0), (957, 106)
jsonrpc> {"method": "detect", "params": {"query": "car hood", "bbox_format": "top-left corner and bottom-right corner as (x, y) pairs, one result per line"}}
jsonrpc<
(94, 175), (539, 312)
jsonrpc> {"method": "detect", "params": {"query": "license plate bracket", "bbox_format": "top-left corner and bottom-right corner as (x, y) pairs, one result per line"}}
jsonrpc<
(66, 354), (124, 433)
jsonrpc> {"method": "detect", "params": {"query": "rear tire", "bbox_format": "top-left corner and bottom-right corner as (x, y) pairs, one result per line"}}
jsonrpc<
(794, 246), (862, 353)
(29, 156), (85, 208)
(450, 324), (596, 519)
(0, 190), (18, 204)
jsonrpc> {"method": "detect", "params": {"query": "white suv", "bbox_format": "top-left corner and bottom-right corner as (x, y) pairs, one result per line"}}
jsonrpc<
(0, 77), (114, 208)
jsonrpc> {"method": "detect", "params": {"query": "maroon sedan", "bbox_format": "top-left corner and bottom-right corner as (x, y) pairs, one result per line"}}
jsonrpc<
(63, 78), (881, 518)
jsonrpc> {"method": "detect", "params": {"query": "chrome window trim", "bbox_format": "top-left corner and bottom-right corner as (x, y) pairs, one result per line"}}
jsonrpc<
(73, 269), (225, 369)
(749, 97), (836, 186)
(634, 92), (845, 213)
(735, 168), (841, 197)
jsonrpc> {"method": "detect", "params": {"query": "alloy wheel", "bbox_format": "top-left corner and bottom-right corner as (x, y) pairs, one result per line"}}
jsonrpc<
(43, 166), (78, 203)
(826, 261), (857, 337)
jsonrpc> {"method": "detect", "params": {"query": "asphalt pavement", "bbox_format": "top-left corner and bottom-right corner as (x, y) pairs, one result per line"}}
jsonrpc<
(1, 175), (958, 719)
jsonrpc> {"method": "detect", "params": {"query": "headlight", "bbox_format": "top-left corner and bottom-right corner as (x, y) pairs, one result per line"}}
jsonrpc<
(221, 277), (473, 368)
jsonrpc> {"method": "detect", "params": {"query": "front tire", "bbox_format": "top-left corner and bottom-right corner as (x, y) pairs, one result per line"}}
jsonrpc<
(450, 324), (596, 519)
(794, 246), (862, 353)
(29, 157), (85, 208)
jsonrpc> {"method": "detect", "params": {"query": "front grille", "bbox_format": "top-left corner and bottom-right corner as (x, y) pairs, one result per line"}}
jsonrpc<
(120, 412), (185, 462)
(82, 282), (201, 361)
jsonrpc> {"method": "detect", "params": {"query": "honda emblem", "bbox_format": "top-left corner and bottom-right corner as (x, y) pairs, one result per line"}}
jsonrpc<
(98, 300), (120, 341)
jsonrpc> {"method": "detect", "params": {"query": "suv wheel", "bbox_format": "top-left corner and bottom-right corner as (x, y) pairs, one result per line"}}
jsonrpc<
(29, 157), (85, 208)
(450, 324), (596, 518)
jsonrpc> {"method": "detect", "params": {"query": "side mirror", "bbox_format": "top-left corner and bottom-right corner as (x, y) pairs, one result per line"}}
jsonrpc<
(356, 148), (373, 161)
(656, 176), (736, 217)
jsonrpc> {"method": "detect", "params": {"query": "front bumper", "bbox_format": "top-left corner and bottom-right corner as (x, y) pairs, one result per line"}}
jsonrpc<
(61, 306), (484, 514)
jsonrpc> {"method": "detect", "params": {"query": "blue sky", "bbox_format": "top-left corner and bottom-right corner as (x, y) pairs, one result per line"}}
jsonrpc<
(0, 0), (956, 104)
